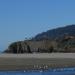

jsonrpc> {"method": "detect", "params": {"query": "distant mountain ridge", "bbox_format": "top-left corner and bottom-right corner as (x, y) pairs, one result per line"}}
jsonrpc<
(4, 24), (75, 53)
(33, 25), (75, 40)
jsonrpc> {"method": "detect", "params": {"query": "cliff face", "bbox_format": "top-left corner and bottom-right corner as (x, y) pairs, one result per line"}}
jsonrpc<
(4, 40), (57, 53)
(57, 36), (75, 52)
(4, 25), (75, 53)
(4, 36), (75, 53)
(4, 41), (32, 53)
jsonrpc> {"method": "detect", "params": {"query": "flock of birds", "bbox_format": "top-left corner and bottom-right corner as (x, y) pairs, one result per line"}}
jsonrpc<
(23, 65), (75, 73)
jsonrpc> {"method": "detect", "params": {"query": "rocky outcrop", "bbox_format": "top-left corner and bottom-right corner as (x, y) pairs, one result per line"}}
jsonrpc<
(3, 25), (75, 53)
(4, 40), (57, 53)
(4, 36), (75, 53)
(4, 41), (32, 53)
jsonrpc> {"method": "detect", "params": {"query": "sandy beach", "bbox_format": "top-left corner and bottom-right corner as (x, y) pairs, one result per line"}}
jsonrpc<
(0, 53), (75, 71)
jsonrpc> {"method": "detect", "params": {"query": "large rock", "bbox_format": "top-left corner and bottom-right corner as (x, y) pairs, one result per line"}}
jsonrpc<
(4, 41), (32, 53)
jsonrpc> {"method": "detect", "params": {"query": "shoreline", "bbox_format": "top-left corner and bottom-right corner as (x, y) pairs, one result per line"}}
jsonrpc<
(0, 53), (75, 71)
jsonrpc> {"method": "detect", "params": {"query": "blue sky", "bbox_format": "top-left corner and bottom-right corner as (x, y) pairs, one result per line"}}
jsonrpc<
(0, 0), (75, 51)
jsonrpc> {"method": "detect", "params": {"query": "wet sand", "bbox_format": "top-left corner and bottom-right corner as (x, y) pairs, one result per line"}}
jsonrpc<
(0, 53), (75, 71)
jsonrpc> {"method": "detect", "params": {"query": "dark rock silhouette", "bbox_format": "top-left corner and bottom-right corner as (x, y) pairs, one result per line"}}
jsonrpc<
(4, 25), (75, 53)
(33, 25), (75, 40)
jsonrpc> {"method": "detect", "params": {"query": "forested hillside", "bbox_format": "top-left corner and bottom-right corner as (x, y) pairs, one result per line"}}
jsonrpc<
(4, 25), (75, 53)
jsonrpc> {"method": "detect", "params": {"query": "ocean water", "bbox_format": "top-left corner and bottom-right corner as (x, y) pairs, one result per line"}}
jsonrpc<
(0, 68), (75, 75)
